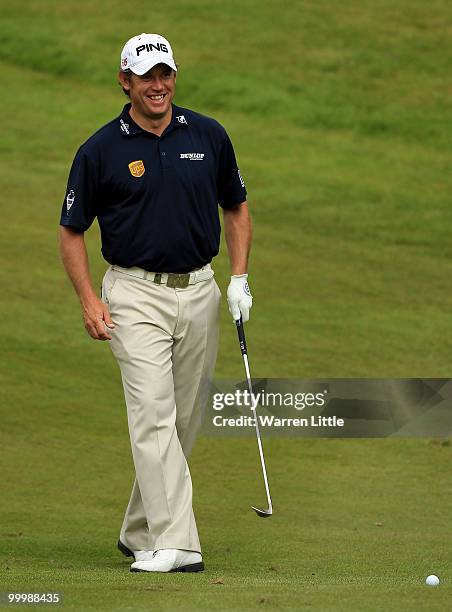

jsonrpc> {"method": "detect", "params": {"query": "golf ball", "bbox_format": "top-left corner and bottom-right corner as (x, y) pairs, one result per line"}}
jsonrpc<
(425, 575), (440, 586)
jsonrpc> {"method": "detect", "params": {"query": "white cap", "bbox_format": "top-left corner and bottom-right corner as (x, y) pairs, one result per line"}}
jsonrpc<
(120, 33), (177, 75)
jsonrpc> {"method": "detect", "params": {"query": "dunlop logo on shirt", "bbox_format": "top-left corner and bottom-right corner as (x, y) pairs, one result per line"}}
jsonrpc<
(180, 153), (205, 161)
(128, 160), (145, 177)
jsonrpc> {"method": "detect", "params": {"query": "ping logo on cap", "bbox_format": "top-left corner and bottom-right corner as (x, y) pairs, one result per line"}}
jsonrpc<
(121, 33), (177, 74)
(136, 43), (169, 56)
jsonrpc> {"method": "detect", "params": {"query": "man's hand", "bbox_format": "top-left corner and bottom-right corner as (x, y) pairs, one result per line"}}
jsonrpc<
(222, 201), (253, 321)
(59, 226), (116, 340)
(81, 295), (115, 341)
(227, 274), (253, 322)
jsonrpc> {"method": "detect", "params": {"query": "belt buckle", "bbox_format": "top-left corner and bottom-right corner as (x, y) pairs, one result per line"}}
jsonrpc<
(167, 273), (190, 288)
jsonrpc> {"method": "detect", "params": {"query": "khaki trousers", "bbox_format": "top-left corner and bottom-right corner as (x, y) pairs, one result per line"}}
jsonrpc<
(101, 264), (220, 553)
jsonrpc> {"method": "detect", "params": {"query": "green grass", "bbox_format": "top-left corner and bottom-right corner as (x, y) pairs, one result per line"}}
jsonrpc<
(1, 435), (451, 610)
(1, 0), (451, 609)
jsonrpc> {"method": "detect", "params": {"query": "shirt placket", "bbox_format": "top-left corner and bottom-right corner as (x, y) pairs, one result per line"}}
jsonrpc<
(157, 131), (173, 171)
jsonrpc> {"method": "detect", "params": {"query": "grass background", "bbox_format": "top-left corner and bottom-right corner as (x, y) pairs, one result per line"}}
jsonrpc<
(0, 0), (451, 609)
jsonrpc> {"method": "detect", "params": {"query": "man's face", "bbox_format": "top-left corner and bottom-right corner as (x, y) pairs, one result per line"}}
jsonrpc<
(120, 63), (176, 120)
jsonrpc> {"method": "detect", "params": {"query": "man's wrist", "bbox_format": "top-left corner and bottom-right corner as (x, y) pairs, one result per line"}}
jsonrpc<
(79, 287), (99, 308)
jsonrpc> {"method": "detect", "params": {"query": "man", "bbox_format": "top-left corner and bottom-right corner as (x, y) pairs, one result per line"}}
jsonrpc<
(59, 33), (253, 573)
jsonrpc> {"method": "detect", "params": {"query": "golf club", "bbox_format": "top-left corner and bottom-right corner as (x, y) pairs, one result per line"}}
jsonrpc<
(235, 317), (273, 517)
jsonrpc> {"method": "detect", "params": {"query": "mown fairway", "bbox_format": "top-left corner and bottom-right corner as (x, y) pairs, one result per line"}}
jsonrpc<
(0, 1), (451, 610)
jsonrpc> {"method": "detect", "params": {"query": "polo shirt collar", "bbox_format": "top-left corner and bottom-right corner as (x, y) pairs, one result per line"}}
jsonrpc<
(119, 103), (188, 137)
(171, 105), (189, 129)
(118, 104), (141, 136)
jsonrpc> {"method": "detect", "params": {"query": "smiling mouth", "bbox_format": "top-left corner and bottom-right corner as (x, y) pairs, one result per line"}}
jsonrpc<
(147, 94), (166, 102)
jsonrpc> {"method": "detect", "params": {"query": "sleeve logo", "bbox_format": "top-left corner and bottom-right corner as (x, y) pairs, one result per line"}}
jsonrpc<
(66, 189), (75, 212)
(128, 160), (145, 177)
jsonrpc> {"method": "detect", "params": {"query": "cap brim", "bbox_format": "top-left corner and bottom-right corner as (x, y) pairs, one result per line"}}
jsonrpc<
(128, 57), (177, 75)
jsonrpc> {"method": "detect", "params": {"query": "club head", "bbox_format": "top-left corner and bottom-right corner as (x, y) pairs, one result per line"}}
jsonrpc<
(252, 505), (273, 518)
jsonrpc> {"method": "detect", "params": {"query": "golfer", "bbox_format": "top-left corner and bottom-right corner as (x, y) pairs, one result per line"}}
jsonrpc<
(59, 33), (252, 573)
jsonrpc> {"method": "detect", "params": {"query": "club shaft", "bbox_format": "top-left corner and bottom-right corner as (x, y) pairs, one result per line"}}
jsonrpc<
(242, 352), (272, 511)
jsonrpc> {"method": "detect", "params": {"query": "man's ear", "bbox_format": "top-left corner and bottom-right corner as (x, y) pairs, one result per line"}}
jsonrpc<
(118, 70), (131, 92)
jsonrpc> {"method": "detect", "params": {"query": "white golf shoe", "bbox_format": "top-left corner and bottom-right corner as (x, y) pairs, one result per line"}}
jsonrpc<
(133, 550), (156, 562)
(130, 548), (204, 573)
(117, 540), (153, 562)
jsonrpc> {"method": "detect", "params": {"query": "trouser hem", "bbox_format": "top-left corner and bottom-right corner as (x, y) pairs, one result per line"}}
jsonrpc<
(153, 536), (202, 554)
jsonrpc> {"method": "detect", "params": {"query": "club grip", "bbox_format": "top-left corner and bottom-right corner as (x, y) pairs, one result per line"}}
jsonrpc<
(235, 317), (247, 355)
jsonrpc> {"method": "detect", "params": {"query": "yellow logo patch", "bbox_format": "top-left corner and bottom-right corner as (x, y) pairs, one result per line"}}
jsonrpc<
(128, 160), (145, 177)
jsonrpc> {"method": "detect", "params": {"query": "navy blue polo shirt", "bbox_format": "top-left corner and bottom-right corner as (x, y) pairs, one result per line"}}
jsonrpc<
(59, 103), (247, 273)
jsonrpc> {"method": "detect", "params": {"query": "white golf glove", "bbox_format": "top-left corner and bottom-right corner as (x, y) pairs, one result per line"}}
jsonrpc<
(227, 274), (253, 322)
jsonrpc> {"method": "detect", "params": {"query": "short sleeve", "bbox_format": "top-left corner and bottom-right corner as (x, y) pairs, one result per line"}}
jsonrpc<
(217, 132), (247, 209)
(59, 146), (99, 232)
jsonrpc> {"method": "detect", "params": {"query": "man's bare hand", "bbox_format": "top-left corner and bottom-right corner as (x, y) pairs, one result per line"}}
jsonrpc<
(81, 296), (116, 340)
(59, 227), (114, 340)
